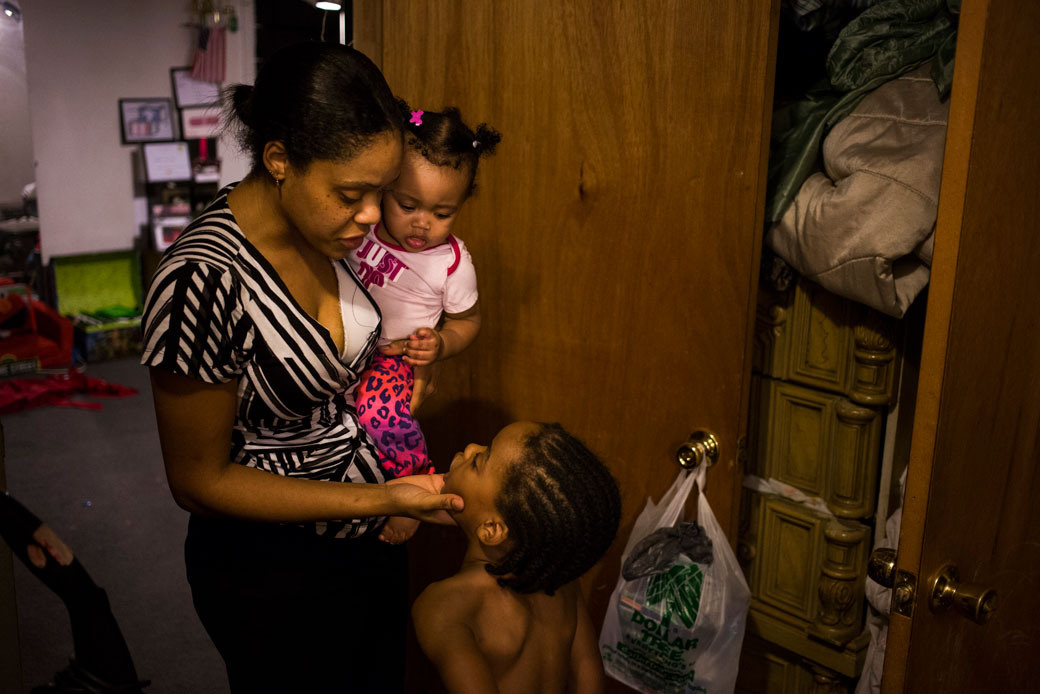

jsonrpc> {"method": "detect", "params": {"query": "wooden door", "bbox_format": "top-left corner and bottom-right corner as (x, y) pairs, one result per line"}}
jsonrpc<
(354, 1), (778, 690)
(881, 0), (1040, 691)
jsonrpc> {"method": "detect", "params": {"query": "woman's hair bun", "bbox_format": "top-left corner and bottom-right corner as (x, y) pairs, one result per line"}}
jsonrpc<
(222, 43), (402, 172)
(229, 84), (254, 129)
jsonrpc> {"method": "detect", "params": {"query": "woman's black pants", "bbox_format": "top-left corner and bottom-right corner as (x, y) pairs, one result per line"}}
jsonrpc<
(185, 514), (408, 694)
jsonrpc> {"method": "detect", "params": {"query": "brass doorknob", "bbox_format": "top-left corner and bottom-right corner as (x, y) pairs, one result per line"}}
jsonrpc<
(930, 564), (998, 625)
(866, 547), (916, 617)
(676, 430), (719, 470)
(867, 547), (897, 588)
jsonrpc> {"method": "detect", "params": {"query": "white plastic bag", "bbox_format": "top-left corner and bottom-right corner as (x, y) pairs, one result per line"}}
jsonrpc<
(599, 464), (751, 693)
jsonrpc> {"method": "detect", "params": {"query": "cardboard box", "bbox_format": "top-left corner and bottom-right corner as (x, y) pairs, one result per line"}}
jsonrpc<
(51, 250), (143, 362)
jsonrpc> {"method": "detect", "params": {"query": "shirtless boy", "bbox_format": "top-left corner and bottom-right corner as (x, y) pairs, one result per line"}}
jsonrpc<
(411, 421), (622, 694)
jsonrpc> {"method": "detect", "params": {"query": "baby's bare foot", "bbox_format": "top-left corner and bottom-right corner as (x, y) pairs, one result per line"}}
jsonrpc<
(379, 516), (421, 544)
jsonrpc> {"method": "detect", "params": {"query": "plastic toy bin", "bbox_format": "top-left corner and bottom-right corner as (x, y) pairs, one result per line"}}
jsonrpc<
(51, 250), (143, 362)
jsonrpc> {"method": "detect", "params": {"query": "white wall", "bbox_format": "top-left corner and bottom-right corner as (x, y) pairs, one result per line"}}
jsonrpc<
(0, 5), (36, 206)
(21, 0), (254, 261)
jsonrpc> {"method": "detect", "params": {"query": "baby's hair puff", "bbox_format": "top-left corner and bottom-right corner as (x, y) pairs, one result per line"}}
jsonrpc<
(486, 423), (622, 596)
(401, 104), (502, 197)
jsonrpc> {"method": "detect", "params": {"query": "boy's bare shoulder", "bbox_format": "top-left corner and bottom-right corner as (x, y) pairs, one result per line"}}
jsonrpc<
(413, 566), (499, 624)
(412, 568), (509, 692)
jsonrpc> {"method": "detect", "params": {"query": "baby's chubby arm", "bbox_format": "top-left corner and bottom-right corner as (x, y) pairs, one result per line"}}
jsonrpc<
(413, 579), (500, 694)
(379, 300), (482, 367)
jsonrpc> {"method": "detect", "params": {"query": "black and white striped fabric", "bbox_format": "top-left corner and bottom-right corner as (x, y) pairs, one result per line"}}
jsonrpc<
(140, 185), (387, 539)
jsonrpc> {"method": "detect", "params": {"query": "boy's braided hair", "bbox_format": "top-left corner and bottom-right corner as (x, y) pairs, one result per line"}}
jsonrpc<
(486, 423), (621, 595)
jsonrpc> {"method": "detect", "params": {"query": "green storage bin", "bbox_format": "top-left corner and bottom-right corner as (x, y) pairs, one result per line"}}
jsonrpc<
(51, 250), (143, 361)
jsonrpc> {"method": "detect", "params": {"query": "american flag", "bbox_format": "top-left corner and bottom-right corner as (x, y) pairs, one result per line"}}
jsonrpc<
(190, 26), (226, 84)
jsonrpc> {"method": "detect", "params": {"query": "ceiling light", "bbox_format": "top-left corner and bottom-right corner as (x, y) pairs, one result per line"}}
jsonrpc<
(2, 2), (21, 21)
(315, 1), (341, 10)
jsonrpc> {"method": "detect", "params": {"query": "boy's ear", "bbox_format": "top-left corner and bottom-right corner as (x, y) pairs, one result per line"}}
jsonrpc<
(476, 518), (509, 547)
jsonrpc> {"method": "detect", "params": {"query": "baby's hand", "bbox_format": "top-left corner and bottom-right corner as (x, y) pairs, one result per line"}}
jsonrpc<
(380, 327), (443, 367)
(379, 516), (420, 544)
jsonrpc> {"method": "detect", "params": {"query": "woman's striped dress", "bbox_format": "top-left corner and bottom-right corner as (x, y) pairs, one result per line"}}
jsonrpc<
(140, 185), (387, 538)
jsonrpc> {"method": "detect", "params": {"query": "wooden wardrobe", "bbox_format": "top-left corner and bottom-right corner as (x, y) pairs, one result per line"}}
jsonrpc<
(353, 1), (1040, 692)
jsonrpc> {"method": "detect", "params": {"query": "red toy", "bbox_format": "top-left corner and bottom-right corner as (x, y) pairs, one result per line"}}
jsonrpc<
(0, 281), (73, 371)
(0, 367), (137, 414)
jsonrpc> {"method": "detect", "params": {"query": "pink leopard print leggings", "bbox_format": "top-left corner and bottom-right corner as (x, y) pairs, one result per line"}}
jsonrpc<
(355, 352), (433, 477)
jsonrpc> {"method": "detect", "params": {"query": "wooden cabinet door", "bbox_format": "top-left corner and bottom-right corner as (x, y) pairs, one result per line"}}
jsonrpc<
(355, 1), (778, 691)
(882, 0), (1040, 690)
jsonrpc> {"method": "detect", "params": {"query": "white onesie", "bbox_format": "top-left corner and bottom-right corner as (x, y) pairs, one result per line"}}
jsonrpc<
(347, 226), (478, 346)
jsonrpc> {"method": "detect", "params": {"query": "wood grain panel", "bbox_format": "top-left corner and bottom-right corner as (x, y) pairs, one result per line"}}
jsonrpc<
(887, 0), (1040, 690)
(374, 0), (774, 581)
(759, 497), (822, 620)
(758, 379), (881, 518)
(829, 400), (880, 519)
(743, 491), (870, 676)
(738, 633), (855, 694)
(794, 283), (851, 390)
(811, 518), (869, 646)
(771, 384), (829, 494)
(351, 0), (382, 67)
(755, 278), (900, 405)
(849, 309), (899, 407)
(360, 3), (778, 691)
(738, 634), (824, 694)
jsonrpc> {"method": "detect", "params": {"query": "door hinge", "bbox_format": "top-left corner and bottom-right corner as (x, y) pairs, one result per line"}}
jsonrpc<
(737, 435), (748, 470)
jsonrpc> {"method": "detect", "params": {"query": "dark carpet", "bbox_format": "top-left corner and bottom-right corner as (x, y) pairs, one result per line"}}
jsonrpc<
(2, 358), (229, 693)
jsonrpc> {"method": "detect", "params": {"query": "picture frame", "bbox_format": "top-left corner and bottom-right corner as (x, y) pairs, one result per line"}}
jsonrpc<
(142, 141), (193, 183)
(152, 215), (192, 252)
(170, 67), (222, 108)
(180, 105), (223, 140)
(119, 97), (176, 144)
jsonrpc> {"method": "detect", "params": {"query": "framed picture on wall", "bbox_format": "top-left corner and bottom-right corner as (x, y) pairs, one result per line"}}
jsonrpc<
(152, 215), (192, 252)
(170, 67), (221, 108)
(180, 105), (223, 140)
(142, 141), (193, 182)
(119, 98), (176, 144)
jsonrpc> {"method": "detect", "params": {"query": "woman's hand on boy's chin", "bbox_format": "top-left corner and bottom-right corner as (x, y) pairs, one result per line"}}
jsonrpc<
(384, 474), (463, 525)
